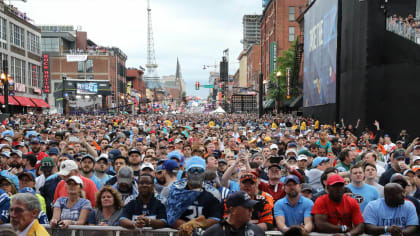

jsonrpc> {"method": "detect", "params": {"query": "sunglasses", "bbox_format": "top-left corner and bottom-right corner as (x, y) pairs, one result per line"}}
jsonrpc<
(188, 167), (204, 174)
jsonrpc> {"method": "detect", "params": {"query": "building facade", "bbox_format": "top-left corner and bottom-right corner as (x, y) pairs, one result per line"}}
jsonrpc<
(242, 15), (262, 50)
(260, 0), (307, 83)
(40, 25), (127, 114)
(246, 44), (261, 91)
(0, 2), (46, 113)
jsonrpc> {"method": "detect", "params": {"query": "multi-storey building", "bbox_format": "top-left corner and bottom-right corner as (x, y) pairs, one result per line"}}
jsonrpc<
(242, 15), (262, 50)
(0, 2), (47, 113)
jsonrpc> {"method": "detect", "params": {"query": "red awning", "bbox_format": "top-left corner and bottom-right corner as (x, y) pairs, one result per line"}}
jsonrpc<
(0, 96), (20, 106)
(13, 96), (36, 107)
(29, 98), (50, 108)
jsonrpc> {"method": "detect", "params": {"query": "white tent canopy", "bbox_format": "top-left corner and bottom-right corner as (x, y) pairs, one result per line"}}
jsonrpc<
(210, 106), (226, 114)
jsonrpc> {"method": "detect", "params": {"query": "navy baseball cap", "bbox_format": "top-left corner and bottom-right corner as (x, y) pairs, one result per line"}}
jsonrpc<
(128, 148), (141, 156)
(48, 147), (60, 155)
(284, 175), (300, 184)
(108, 149), (122, 161)
(162, 160), (179, 173)
(226, 191), (258, 208)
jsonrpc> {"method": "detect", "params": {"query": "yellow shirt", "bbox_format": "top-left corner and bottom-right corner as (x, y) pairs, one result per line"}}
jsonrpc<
(300, 122), (306, 131)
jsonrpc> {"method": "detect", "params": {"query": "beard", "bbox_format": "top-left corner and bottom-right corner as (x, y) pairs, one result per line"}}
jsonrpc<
(9, 161), (22, 169)
(187, 172), (205, 188)
(286, 190), (299, 198)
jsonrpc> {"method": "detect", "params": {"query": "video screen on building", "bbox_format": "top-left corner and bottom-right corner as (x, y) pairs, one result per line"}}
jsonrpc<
(303, 0), (338, 107)
(77, 82), (98, 94)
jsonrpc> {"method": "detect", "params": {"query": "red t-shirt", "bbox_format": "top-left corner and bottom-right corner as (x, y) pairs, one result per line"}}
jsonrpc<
(311, 194), (364, 228)
(53, 175), (98, 207)
(27, 151), (49, 169)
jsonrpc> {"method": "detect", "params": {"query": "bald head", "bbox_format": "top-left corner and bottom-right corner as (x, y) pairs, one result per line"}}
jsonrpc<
(384, 183), (405, 207)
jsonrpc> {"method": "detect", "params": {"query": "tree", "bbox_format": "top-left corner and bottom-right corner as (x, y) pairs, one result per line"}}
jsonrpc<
(267, 40), (298, 104)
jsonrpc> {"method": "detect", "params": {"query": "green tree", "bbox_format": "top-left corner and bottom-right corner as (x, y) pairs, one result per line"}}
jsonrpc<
(268, 40), (298, 102)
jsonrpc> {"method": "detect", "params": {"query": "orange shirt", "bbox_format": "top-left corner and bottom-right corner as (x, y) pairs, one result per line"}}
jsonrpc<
(53, 175), (98, 207)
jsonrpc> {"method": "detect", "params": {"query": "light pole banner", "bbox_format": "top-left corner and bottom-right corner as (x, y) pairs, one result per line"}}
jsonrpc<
(66, 55), (87, 62)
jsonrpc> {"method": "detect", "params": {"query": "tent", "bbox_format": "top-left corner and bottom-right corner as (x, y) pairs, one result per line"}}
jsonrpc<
(210, 106), (226, 114)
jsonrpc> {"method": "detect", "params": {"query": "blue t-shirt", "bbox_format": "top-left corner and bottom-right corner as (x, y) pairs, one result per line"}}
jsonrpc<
(90, 174), (103, 190)
(363, 198), (419, 231)
(274, 195), (313, 227)
(0, 189), (10, 223)
(346, 183), (379, 212)
(229, 180), (240, 192)
(54, 197), (92, 221)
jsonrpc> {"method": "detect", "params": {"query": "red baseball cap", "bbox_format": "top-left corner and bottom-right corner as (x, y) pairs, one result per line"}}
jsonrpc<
(326, 174), (345, 186)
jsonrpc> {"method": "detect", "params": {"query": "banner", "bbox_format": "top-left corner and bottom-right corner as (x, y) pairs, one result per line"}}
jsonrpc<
(303, 0), (338, 107)
(270, 42), (277, 73)
(66, 54), (87, 62)
(42, 54), (51, 93)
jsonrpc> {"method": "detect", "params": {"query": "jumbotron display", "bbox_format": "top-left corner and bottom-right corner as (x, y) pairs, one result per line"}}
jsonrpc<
(303, 0), (338, 107)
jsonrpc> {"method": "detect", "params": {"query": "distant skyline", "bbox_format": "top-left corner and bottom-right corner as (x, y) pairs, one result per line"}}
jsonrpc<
(13, 0), (262, 98)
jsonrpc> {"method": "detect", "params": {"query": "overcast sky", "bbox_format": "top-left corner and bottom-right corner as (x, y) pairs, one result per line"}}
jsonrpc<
(13, 0), (262, 98)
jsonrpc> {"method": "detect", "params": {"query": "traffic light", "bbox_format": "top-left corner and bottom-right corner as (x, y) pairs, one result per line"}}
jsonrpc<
(195, 81), (200, 90)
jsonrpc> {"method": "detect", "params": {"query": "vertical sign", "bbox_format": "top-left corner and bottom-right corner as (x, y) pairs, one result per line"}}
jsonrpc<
(270, 42), (277, 73)
(286, 67), (291, 99)
(42, 54), (51, 93)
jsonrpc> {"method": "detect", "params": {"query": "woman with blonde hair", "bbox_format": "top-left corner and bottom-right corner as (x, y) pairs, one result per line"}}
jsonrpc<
(87, 186), (123, 226)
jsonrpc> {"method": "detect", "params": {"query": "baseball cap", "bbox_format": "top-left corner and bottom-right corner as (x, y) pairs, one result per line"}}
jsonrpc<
(162, 160), (179, 172)
(297, 154), (308, 161)
(48, 147), (60, 155)
(141, 163), (155, 171)
(284, 175), (300, 184)
(270, 144), (278, 150)
(0, 151), (10, 158)
(212, 150), (222, 158)
(66, 176), (83, 187)
(218, 159), (227, 165)
(414, 145), (420, 150)
(312, 157), (330, 168)
(287, 142), (297, 148)
(40, 157), (55, 169)
(174, 138), (183, 144)
(326, 174), (345, 186)
(17, 172), (35, 182)
(186, 156), (206, 172)
(10, 150), (22, 158)
(108, 149), (122, 162)
(240, 172), (257, 183)
(285, 149), (298, 156)
(25, 131), (38, 139)
(390, 173), (408, 188)
(117, 166), (133, 185)
(287, 156), (297, 161)
(96, 154), (109, 163)
(301, 183), (313, 192)
(403, 169), (415, 176)
(226, 191), (258, 208)
(1, 136), (12, 144)
(81, 154), (95, 163)
(128, 148), (141, 156)
(393, 151), (406, 160)
(57, 160), (78, 176)
(412, 156), (420, 164)
(30, 138), (40, 144)
(412, 165), (420, 172)
(19, 187), (36, 195)
(168, 151), (184, 166)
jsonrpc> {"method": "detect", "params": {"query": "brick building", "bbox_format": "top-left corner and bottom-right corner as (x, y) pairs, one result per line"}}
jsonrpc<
(40, 25), (127, 113)
(260, 0), (307, 84)
(126, 68), (146, 107)
(246, 44), (261, 91)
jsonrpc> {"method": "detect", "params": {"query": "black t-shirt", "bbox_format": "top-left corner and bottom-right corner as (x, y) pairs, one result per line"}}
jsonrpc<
(120, 196), (167, 223)
(180, 190), (222, 222)
(203, 220), (265, 236)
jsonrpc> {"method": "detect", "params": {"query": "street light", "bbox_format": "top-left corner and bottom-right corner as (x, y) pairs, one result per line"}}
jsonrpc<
(1, 60), (9, 114)
(275, 71), (282, 113)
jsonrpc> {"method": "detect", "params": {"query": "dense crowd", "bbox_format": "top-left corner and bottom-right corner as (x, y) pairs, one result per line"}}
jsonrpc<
(387, 14), (420, 42)
(0, 112), (419, 236)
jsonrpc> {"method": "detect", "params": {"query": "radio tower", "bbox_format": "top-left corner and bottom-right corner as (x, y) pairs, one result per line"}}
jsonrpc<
(144, 0), (161, 89)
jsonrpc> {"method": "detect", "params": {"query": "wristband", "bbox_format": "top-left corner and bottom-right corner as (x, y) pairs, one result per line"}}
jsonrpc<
(384, 225), (387, 233)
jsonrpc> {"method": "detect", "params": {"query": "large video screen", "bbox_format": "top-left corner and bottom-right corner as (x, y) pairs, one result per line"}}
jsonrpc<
(77, 82), (98, 94)
(303, 0), (338, 107)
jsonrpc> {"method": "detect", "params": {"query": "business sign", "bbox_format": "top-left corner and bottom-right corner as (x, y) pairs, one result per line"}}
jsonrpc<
(270, 42), (277, 73)
(42, 54), (51, 93)
(66, 54), (87, 62)
(77, 82), (98, 94)
(15, 83), (26, 93)
(303, 0), (338, 107)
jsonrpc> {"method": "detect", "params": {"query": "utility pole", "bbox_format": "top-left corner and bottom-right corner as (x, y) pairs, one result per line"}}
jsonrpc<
(1, 60), (9, 114)
(62, 74), (67, 117)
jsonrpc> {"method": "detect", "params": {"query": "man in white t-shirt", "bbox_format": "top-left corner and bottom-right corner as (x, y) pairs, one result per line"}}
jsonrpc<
(383, 135), (396, 162)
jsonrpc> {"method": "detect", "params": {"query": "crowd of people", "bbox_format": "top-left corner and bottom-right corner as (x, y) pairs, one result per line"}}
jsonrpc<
(387, 14), (420, 42)
(0, 112), (418, 236)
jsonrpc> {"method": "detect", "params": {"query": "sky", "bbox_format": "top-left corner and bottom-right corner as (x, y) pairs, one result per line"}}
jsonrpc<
(13, 0), (263, 98)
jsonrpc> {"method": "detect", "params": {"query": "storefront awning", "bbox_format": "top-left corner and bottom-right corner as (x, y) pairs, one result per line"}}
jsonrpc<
(13, 96), (36, 107)
(29, 98), (50, 108)
(0, 96), (20, 106)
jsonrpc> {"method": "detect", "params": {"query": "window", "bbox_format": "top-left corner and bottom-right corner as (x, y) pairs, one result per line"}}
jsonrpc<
(27, 32), (40, 54)
(29, 63), (41, 88)
(11, 57), (26, 84)
(289, 27), (295, 42)
(41, 38), (59, 52)
(86, 59), (93, 73)
(289, 7), (296, 21)
(0, 17), (6, 41)
(10, 23), (24, 48)
(77, 61), (85, 73)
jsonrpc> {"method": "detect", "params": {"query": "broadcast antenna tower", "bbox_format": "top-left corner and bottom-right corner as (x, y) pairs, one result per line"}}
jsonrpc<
(144, 0), (161, 89)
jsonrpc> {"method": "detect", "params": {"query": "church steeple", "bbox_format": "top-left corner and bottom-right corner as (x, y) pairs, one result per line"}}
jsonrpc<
(175, 57), (182, 81)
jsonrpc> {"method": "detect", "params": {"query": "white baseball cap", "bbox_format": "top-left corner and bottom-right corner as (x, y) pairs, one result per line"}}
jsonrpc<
(141, 162), (155, 171)
(297, 154), (308, 161)
(58, 160), (78, 176)
(270, 144), (278, 150)
(66, 175), (83, 188)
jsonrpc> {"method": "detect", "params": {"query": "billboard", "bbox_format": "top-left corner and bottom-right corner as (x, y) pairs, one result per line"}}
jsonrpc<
(77, 82), (98, 94)
(303, 0), (338, 107)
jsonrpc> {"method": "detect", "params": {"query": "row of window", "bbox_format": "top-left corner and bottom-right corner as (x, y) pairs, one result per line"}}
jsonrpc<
(0, 53), (42, 88)
(78, 59), (93, 73)
(0, 16), (41, 54)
